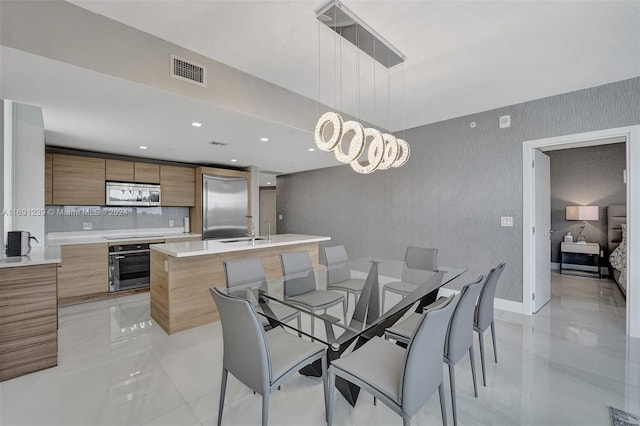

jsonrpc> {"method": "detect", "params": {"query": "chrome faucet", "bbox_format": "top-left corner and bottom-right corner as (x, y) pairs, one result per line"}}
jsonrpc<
(265, 221), (271, 240)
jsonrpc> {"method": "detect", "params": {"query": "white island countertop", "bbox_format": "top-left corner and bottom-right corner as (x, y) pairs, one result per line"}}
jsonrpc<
(151, 233), (331, 258)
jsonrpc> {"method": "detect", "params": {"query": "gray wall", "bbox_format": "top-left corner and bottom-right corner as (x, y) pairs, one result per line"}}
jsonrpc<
(277, 77), (640, 303)
(549, 143), (626, 262)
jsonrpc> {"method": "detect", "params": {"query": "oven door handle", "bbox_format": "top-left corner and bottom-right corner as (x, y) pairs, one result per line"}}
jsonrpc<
(109, 250), (150, 256)
(112, 255), (126, 260)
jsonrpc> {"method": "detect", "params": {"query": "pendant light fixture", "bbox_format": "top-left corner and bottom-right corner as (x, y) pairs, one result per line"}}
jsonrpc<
(314, 0), (409, 174)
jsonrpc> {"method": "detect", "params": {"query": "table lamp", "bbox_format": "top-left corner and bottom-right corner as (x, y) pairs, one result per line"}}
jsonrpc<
(566, 205), (599, 243)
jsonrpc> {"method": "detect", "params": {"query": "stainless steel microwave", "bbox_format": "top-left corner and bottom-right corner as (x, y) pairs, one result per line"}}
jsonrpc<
(106, 182), (161, 206)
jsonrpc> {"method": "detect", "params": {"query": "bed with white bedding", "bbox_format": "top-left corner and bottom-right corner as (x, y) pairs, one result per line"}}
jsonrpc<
(608, 204), (627, 296)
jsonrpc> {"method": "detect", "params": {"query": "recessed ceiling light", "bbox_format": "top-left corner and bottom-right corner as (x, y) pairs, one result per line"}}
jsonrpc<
(266, 182), (272, 185)
(308, 148), (316, 152)
(192, 122), (202, 127)
(230, 159), (238, 162)
(139, 146), (148, 150)
(260, 137), (269, 142)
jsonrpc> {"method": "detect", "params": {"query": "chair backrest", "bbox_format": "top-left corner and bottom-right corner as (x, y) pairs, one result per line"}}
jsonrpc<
(280, 251), (317, 298)
(474, 263), (506, 331)
(224, 257), (268, 292)
(401, 247), (438, 282)
(209, 287), (271, 394)
(445, 275), (484, 363)
(322, 245), (351, 285)
(399, 294), (457, 417)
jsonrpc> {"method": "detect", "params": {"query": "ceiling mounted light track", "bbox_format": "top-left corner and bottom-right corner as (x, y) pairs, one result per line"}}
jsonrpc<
(313, 0), (410, 174)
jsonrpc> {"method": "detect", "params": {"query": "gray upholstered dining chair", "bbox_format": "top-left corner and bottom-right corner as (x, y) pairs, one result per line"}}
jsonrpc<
(381, 247), (438, 312)
(327, 295), (457, 426)
(322, 245), (366, 312)
(210, 287), (328, 426)
(385, 276), (484, 426)
(280, 251), (346, 338)
(474, 262), (506, 386)
(224, 257), (302, 331)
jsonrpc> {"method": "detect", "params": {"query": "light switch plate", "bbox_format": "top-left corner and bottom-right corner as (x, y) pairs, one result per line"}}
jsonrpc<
(169, 219), (175, 227)
(278, 214), (283, 220)
(499, 115), (511, 128)
(82, 221), (93, 230)
(501, 216), (513, 227)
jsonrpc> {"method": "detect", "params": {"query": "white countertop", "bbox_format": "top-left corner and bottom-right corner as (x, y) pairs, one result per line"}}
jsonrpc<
(151, 233), (331, 258)
(0, 246), (62, 269)
(46, 228), (202, 246)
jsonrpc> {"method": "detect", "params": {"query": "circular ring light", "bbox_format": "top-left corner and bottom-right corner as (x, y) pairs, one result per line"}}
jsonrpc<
(392, 138), (410, 168)
(314, 112), (343, 152)
(351, 128), (384, 174)
(333, 120), (365, 163)
(377, 133), (399, 170)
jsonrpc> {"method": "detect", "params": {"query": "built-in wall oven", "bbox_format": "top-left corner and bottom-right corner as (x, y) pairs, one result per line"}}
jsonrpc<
(108, 243), (151, 292)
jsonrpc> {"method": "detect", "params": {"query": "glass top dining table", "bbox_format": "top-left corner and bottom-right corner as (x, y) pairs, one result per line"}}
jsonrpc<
(221, 258), (466, 347)
(218, 257), (466, 405)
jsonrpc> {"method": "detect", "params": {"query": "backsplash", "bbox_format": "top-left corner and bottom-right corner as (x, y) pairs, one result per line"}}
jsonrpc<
(45, 206), (189, 232)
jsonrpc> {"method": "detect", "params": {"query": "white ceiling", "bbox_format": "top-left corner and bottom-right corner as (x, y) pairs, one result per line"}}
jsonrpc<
(2, 1), (639, 183)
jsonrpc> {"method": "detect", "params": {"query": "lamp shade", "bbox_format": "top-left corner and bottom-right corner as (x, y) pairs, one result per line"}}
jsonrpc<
(566, 205), (599, 221)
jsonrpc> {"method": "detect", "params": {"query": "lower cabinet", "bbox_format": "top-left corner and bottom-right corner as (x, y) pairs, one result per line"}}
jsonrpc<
(58, 243), (108, 305)
(0, 264), (58, 382)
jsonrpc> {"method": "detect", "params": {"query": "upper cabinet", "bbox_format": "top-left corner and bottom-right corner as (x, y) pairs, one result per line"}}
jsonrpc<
(46, 152), (195, 206)
(52, 154), (105, 205)
(160, 165), (195, 206)
(105, 160), (160, 184)
(44, 153), (53, 205)
(105, 159), (134, 182)
(134, 162), (160, 184)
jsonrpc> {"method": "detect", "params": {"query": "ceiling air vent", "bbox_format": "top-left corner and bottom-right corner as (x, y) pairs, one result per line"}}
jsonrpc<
(170, 54), (206, 87)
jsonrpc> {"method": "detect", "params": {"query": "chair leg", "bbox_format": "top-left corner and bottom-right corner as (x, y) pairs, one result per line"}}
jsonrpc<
(438, 381), (448, 426)
(345, 292), (349, 312)
(328, 371), (335, 426)
(469, 346), (478, 398)
(373, 396), (377, 406)
(296, 315), (302, 338)
(477, 330), (487, 387)
(381, 289), (386, 313)
(261, 392), (269, 426)
(448, 361), (457, 426)
(490, 321), (498, 363)
(217, 368), (228, 426)
(342, 298), (347, 324)
(311, 314), (315, 342)
(322, 354), (329, 423)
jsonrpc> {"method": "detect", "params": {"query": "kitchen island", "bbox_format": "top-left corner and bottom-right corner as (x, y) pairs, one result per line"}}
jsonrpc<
(150, 234), (330, 334)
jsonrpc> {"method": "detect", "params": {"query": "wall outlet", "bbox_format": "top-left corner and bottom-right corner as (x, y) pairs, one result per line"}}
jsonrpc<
(169, 219), (175, 227)
(501, 216), (514, 227)
(278, 214), (283, 220)
(82, 221), (93, 230)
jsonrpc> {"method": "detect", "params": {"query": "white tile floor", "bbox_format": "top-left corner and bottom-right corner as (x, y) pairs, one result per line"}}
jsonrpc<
(1, 273), (639, 425)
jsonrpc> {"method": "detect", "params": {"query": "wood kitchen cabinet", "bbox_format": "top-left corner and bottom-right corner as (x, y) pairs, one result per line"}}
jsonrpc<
(44, 153), (53, 204)
(0, 264), (58, 381)
(106, 159), (135, 182)
(160, 165), (195, 206)
(134, 162), (160, 183)
(57, 243), (108, 305)
(52, 154), (105, 205)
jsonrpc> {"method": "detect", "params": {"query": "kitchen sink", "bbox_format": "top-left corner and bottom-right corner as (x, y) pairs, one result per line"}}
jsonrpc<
(220, 237), (268, 243)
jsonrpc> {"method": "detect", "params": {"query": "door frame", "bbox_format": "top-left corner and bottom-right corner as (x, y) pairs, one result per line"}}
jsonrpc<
(522, 125), (639, 337)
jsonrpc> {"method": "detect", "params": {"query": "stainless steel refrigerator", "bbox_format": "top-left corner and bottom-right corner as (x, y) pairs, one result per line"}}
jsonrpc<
(202, 174), (248, 239)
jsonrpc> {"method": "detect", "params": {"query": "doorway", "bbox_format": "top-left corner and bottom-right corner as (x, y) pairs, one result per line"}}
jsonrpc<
(522, 125), (639, 337)
(259, 187), (277, 236)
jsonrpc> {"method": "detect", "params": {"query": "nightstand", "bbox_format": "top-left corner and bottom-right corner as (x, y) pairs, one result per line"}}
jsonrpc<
(560, 242), (601, 278)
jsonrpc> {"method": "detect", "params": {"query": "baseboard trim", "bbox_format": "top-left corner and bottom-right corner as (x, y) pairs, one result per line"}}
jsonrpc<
(438, 287), (524, 314)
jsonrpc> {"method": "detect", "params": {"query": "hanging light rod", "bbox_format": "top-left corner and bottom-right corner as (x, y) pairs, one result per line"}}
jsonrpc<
(316, 0), (405, 68)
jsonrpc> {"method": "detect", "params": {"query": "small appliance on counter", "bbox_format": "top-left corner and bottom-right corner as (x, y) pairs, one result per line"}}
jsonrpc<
(5, 231), (39, 257)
